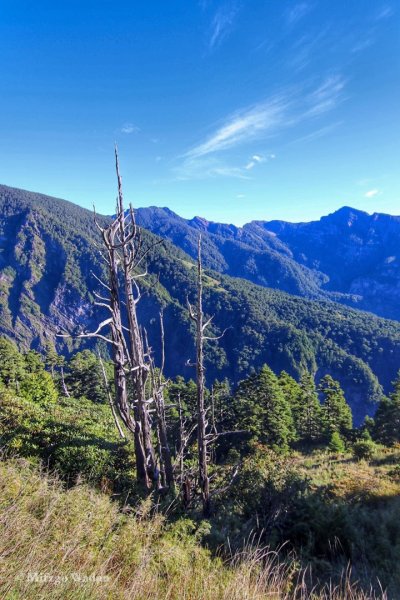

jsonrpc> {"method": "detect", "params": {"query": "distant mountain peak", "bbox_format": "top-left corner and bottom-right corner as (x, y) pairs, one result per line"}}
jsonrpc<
(188, 216), (210, 230)
(328, 206), (370, 221)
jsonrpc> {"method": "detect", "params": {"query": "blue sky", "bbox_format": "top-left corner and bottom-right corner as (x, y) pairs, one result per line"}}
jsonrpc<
(0, 1), (399, 224)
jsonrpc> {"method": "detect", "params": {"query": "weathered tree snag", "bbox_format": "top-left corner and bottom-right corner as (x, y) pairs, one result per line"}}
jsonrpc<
(188, 235), (211, 516)
(187, 236), (230, 515)
(175, 391), (197, 506)
(96, 203), (148, 484)
(60, 364), (70, 398)
(147, 313), (175, 491)
(114, 149), (157, 487)
(58, 149), (171, 490)
(98, 351), (125, 439)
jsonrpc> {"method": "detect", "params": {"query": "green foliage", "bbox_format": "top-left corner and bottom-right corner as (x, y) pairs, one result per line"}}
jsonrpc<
(374, 371), (400, 445)
(19, 370), (58, 405)
(0, 337), (58, 405)
(0, 339), (134, 491)
(318, 375), (353, 439)
(0, 337), (25, 388)
(293, 372), (322, 443)
(212, 445), (306, 548)
(232, 365), (294, 450)
(328, 431), (345, 453)
(1, 185), (400, 424)
(0, 388), (135, 491)
(0, 334), (399, 595)
(213, 447), (400, 595)
(352, 431), (376, 461)
(65, 350), (110, 403)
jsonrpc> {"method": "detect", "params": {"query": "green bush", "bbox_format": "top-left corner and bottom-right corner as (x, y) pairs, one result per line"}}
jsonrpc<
(352, 438), (376, 461)
(328, 431), (345, 454)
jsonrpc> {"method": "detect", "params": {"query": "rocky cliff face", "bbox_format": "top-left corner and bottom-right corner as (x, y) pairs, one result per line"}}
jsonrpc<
(1, 184), (400, 424)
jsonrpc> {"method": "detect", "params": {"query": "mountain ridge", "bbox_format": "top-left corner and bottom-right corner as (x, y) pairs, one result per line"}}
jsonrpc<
(1, 183), (400, 423)
(135, 204), (400, 320)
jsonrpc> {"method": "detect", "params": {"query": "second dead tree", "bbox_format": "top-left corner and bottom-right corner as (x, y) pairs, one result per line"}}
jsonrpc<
(187, 235), (227, 516)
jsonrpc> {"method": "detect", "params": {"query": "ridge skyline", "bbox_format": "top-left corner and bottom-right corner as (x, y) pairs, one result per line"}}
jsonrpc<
(1, 182), (398, 228)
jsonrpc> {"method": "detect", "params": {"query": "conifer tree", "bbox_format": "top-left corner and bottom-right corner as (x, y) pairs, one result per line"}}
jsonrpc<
(374, 371), (400, 445)
(234, 365), (293, 449)
(44, 342), (59, 379)
(21, 350), (58, 405)
(66, 350), (107, 403)
(294, 372), (322, 443)
(0, 337), (25, 390)
(278, 371), (300, 441)
(353, 429), (376, 460)
(318, 375), (352, 439)
(328, 431), (345, 453)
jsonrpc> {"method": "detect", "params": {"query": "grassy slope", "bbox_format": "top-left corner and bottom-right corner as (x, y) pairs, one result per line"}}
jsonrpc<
(0, 455), (393, 600)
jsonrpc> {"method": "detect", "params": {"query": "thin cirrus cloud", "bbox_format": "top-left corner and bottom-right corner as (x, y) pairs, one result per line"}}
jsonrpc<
(306, 75), (346, 116)
(208, 4), (239, 49)
(175, 75), (346, 180)
(375, 5), (394, 20)
(120, 123), (140, 134)
(184, 75), (346, 161)
(285, 2), (313, 26)
(245, 154), (275, 170)
(184, 96), (289, 159)
(351, 37), (375, 54)
(365, 189), (380, 198)
(289, 121), (343, 145)
(288, 29), (329, 72)
(174, 155), (251, 181)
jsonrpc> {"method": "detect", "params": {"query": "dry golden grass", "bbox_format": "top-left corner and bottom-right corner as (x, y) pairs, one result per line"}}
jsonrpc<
(296, 448), (400, 501)
(0, 457), (387, 600)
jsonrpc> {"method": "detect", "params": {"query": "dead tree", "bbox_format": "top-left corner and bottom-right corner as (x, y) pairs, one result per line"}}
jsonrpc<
(59, 148), (161, 489)
(94, 198), (149, 485)
(114, 150), (158, 486)
(187, 235), (227, 516)
(146, 313), (175, 491)
(175, 390), (197, 508)
(98, 351), (125, 439)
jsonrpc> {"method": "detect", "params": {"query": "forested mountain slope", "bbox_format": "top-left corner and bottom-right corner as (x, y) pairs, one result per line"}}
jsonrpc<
(1, 184), (400, 422)
(135, 205), (400, 321)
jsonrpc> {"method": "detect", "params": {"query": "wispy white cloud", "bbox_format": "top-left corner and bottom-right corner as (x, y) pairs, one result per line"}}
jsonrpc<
(286, 3), (313, 26)
(245, 154), (264, 170)
(365, 189), (380, 198)
(351, 37), (375, 53)
(184, 76), (345, 162)
(209, 4), (239, 49)
(289, 121), (342, 145)
(375, 5), (394, 20)
(121, 123), (140, 134)
(174, 156), (250, 181)
(176, 75), (345, 180)
(244, 153), (276, 170)
(185, 97), (288, 159)
(288, 30), (328, 71)
(306, 75), (346, 116)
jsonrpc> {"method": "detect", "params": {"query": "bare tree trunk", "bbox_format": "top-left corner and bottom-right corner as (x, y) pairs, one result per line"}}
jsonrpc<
(58, 148), (167, 491)
(196, 238), (210, 516)
(152, 314), (174, 490)
(60, 366), (70, 398)
(114, 150), (157, 487)
(98, 352), (125, 439)
(188, 236), (210, 516)
(107, 236), (148, 482)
